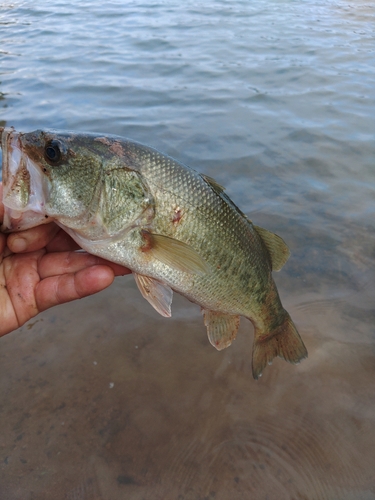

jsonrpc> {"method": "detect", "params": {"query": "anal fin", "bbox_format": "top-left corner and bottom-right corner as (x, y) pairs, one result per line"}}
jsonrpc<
(202, 309), (240, 350)
(134, 273), (173, 318)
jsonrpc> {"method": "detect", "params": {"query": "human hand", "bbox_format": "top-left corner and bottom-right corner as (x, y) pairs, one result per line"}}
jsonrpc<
(0, 182), (131, 336)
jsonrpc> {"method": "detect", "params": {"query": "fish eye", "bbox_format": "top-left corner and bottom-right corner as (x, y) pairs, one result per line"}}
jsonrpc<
(45, 140), (62, 163)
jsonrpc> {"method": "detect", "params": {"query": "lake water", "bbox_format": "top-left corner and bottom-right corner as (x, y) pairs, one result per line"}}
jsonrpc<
(0, 1), (375, 499)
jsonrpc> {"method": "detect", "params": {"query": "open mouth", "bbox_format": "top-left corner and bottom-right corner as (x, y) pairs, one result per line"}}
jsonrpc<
(0, 127), (50, 232)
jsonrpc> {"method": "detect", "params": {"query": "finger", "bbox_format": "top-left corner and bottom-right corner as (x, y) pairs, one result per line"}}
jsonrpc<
(7, 222), (60, 253)
(39, 251), (103, 279)
(0, 233), (6, 256)
(39, 250), (131, 279)
(2, 251), (42, 327)
(36, 265), (117, 312)
(45, 232), (131, 276)
(105, 261), (132, 277)
(46, 229), (81, 253)
(0, 183), (4, 223)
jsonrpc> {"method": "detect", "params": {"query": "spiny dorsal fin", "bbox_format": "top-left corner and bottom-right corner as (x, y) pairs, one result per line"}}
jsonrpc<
(253, 225), (290, 271)
(200, 174), (226, 195)
(141, 230), (209, 275)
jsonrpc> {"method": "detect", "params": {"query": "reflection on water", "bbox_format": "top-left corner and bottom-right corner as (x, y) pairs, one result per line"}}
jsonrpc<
(0, 0), (375, 499)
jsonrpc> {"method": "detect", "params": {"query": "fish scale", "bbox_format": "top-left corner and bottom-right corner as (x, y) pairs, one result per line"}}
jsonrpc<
(0, 128), (307, 379)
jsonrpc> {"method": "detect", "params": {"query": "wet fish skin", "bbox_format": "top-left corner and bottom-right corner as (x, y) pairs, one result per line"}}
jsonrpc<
(0, 128), (307, 378)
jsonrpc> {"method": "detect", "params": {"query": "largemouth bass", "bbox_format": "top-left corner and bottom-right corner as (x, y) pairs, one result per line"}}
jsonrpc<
(0, 127), (307, 378)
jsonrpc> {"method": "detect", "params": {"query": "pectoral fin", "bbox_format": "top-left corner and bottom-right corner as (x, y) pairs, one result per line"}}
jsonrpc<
(202, 309), (240, 350)
(141, 230), (209, 275)
(253, 225), (290, 271)
(134, 273), (173, 318)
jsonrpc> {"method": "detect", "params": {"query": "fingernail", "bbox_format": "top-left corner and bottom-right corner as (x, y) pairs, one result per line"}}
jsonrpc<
(12, 237), (27, 252)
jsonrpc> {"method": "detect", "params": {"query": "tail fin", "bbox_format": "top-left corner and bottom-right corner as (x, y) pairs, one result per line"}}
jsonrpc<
(252, 312), (307, 379)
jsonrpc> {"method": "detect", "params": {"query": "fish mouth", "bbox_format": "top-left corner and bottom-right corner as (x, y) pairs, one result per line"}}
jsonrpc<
(1, 127), (51, 232)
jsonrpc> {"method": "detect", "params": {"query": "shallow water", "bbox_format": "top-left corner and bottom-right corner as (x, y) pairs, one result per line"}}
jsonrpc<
(0, 1), (375, 499)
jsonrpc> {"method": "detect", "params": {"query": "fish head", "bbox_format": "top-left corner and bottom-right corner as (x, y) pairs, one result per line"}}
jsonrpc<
(1, 128), (107, 232)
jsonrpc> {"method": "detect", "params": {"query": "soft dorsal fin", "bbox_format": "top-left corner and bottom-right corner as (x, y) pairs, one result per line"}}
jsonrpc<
(253, 225), (290, 271)
(200, 174), (226, 195)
